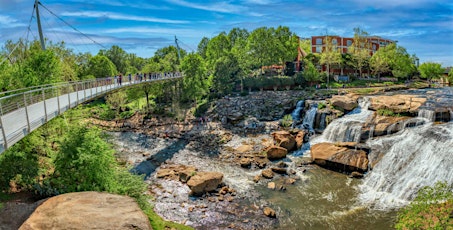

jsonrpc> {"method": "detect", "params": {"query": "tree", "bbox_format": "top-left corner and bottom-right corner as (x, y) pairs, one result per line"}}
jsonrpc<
(349, 27), (371, 77)
(377, 43), (416, 80)
(319, 36), (342, 85)
(206, 33), (231, 69)
(369, 49), (390, 81)
(418, 62), (444, 81)
(100, 45), (128, 74)
(212, 53), (240, 95)
(197, 37), (210, 59)
(86, 55), (117, 78)
(303, 62), (321, 85)
(180, 53), (211, 104)
(53, 126), (117, 193)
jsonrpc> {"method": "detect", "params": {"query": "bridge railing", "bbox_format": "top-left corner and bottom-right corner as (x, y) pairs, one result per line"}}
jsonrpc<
(0, 72), (183, 154)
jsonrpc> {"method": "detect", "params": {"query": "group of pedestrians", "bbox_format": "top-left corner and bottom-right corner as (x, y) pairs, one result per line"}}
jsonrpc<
(112, 72), (182, 86)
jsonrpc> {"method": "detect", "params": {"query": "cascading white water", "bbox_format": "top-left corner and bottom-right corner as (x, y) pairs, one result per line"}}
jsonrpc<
(449, 108), (453, 121)
(417, 108), (436, 122)
(359, 122), (453, 209)
(313, 97), (373, 143)
(302, 104), (317, 131)
(291, 100), (305, 121)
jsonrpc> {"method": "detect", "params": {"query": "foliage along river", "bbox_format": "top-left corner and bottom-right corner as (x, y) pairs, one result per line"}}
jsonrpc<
(108, 88), (453, 229)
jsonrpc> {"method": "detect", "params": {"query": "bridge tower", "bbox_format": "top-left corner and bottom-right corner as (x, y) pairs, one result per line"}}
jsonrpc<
(34, 0), (46, 50)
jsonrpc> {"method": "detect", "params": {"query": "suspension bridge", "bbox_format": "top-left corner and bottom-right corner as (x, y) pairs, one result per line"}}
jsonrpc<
(0, 1), (188, 154)
(0, 74), (182, 154)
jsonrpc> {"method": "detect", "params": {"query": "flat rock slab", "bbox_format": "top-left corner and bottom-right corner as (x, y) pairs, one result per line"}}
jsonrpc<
(20, 191), (152, 230)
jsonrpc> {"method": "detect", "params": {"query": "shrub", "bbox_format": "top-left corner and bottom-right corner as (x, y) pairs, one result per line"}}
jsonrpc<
(318, 102), (327, 110)
(395, 181), (453, 230)
(280, 114), (293, 128)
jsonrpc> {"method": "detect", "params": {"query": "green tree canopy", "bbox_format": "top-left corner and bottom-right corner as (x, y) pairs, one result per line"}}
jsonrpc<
(418, 62), (444, 80)
(180, 53), (210, 103)
(86, 55), (117, 78)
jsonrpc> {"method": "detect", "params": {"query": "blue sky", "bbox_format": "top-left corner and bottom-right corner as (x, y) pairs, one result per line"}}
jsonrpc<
(1, 0), (452, 66)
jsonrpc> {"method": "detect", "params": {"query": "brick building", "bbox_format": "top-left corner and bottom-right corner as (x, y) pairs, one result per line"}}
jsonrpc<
(310, 35), (395, 77)
(311, 35), (394, 55)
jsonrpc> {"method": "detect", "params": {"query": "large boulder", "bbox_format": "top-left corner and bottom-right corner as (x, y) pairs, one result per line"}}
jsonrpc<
(311, 143), (369, 172)
(329, 94), (358, 111)
(20, 192), (151, 230)
(271, 131), (296, 151)
(265, 146), (288, 160)
(187, 172), (224, 196)
(369, 95), (426, 114)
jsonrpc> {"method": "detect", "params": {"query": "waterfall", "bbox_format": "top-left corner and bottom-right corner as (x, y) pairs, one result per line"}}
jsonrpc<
(418, 109), (435, 122)
(314, 97), (373, 143)
(319, 113), (326, 130)
(291, 100), (305, 121)
(359, 122), (453, 209)
(449, 108), (453, 121)
(302, 104), (317, 131)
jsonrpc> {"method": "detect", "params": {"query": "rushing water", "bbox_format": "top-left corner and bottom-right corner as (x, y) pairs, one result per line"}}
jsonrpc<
(314, 97), (373, 143)
(107, 89), (453, 229)
(302, 104), (318, 131)
(291, 100), (305, 121)
(359, 122), (453, 209)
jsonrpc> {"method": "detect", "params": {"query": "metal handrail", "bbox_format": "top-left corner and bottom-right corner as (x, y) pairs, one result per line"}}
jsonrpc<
(0, 72), (183, 154)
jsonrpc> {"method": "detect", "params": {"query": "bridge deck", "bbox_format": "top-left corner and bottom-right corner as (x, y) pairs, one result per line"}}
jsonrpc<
(0, 74), (182, 154)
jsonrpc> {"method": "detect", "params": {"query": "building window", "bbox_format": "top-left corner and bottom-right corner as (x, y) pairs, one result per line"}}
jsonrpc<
(316, 46), (322, 53)
(332, 39), (338, 45)
(346, 40), (352, 46)
(372, 44), (377, 50)
(316, 38), (322, 45)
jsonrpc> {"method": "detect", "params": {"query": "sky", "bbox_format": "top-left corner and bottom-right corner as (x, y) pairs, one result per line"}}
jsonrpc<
(0, 0), (452, 66)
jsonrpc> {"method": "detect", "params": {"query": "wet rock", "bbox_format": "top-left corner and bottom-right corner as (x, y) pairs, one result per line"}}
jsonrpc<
(328, 94), (359, 111)
(263, 207), (276, 218)
(271, 131), (296, 151)
(267, 182), (276, 190)
(253, 175), (261, 183)
(187, 172), (224, 196)
(369, 95), (426, 113)
(350, 171), (364, 178)
(20, 192), (151, 230)
(236, 144), (253, 153)
(265, 146), (287, 160)
(262, 169), (274, 179)
(271, 167), (287, 175)
(311, 143), (369, 172)
(295, 130), (307, 149)
(285, 178), (296, 184)
(240, 158), (252, 168)
(156, 164), (197, 183)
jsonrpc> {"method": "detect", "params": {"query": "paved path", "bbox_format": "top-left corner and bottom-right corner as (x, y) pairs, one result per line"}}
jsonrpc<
(0, 75), (181, 154)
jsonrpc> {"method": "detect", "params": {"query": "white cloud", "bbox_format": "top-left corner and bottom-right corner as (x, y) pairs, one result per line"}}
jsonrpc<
(60, 11), (189, 24)
(102, 27), (200, 37)
(166, 0), (247, 14)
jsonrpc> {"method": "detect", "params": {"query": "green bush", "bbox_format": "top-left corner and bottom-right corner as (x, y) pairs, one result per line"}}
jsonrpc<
(396, 181), (453, 230)
(318, 102), (326, 110)
(280, 114), (293, 128)
(120, 110), (135, 119)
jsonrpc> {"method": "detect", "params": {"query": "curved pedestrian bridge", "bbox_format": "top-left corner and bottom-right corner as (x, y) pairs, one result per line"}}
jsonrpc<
(0, 73), (182, 154)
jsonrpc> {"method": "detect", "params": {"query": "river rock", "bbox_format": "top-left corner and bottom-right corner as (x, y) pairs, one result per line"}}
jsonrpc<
(271, 131), (296, 151)
(263, 207), (276, 218)
(187, 172), (224, 196)
(236, 144), (253, 153)
(369, 95), (426, 113)
(311, 143), (369, 172)
(267, 182), (276, 190)
(271, 167), (287, 175)
(156, 164), (197, 183)
(295, 130), (307, 149)
(265, 146), (287, 160)
(19, 192), (151, 230)
(240, 158), (252, 168)
(329, 94), (358, 111)
(262, 169), (274, 179)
